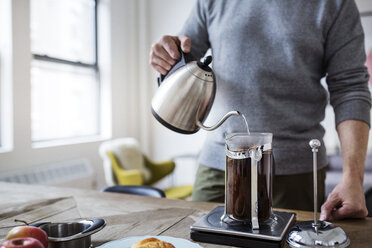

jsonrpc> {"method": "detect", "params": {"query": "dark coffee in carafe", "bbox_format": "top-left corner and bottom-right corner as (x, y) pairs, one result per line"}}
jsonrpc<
(226, 151), (272, 222)
(224, 133), (273, 223)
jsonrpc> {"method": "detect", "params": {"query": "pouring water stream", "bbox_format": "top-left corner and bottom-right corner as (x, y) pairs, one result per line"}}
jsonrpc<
(241, 114), (250, 135)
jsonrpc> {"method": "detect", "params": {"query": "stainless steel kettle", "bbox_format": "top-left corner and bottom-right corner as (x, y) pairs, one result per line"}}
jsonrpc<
(151, 51), (240, 134)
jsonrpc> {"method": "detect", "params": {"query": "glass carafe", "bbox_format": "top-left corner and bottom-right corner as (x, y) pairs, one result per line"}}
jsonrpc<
(223, 133), (273, 227)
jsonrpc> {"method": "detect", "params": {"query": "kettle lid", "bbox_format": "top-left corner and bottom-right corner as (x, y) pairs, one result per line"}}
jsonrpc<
(186, 60), (214, 82)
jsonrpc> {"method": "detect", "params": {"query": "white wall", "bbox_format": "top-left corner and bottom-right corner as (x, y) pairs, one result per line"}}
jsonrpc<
(356, 0), (372, 11)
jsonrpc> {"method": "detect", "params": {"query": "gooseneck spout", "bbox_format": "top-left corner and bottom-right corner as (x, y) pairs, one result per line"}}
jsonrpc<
(196, 111), (241, 131)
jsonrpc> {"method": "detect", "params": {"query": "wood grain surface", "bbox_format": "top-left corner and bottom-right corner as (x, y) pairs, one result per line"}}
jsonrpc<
(0, 182), (371, 248)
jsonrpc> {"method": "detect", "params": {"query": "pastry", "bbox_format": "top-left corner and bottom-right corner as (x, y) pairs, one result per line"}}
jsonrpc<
(131, 237), (175, 248)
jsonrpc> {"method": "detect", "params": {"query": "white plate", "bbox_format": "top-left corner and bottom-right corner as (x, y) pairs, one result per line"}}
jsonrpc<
(97, 235), (203, 248)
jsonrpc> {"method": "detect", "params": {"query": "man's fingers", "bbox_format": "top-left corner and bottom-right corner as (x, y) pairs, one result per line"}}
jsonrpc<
(150, 53), (174, 75)
(151, 42), (177, 65)
(149, 34), (191, 74)
(160, 35), (181, 60)
(152, 64), (168, 76)
(178, 35), (191, 53)
(150, 54), (173, 72)
(320, 194), (341, 221)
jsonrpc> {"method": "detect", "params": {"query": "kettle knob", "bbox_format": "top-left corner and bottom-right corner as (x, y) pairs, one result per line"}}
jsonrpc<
(197, 56), (213, 72)
(203, 56), (212, 66)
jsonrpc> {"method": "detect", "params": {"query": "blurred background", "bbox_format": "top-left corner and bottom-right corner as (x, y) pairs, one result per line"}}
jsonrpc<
(0, 0), (371, 194)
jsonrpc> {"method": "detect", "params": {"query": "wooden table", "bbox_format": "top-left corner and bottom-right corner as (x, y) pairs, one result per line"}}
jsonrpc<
(0, 182), (371, 247)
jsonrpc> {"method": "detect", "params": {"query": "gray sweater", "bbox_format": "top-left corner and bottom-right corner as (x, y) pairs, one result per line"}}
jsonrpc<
(180, 0), (371, 174)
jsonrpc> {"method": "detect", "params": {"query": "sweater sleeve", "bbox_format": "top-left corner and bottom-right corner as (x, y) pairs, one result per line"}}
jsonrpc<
(325, 0), (371, 127)
(179, 0), (210, 61)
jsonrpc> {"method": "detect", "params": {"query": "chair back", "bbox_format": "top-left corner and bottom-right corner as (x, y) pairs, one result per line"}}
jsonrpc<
(102, 185), (166, 198)
(99, 138), (151, 186)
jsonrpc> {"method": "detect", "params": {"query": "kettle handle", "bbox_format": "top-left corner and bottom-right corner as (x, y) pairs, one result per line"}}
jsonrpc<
(157, 49), (192, 86)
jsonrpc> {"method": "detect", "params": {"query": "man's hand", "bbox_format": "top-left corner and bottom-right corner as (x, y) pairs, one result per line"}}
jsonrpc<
(150, 35), (191, 75)
(320, 178), (368, 220)
(320, 120), (369, 220)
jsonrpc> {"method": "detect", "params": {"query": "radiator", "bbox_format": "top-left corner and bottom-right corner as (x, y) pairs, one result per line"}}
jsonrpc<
(0, 159), (96, 189)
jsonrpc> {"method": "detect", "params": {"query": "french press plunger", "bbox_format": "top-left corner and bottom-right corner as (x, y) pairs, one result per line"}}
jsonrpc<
(286, 139), (350, 248)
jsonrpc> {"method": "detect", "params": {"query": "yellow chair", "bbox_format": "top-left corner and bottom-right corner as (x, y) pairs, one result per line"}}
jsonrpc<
(99, 138), (193, 199)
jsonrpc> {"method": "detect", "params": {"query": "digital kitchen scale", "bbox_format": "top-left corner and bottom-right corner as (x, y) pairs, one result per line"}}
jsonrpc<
(190, 206), (296, 248)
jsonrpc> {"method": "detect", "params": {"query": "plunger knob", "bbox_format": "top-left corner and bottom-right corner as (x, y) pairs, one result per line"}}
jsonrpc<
(309, 139), (321, 151)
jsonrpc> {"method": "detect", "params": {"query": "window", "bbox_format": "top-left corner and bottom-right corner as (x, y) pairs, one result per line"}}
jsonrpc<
(0, 0), (12, 150)
(30, 0), (99, 142)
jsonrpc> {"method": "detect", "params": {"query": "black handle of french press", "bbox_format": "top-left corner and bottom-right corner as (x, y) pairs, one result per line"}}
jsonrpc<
(157, 49), (191, 86)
